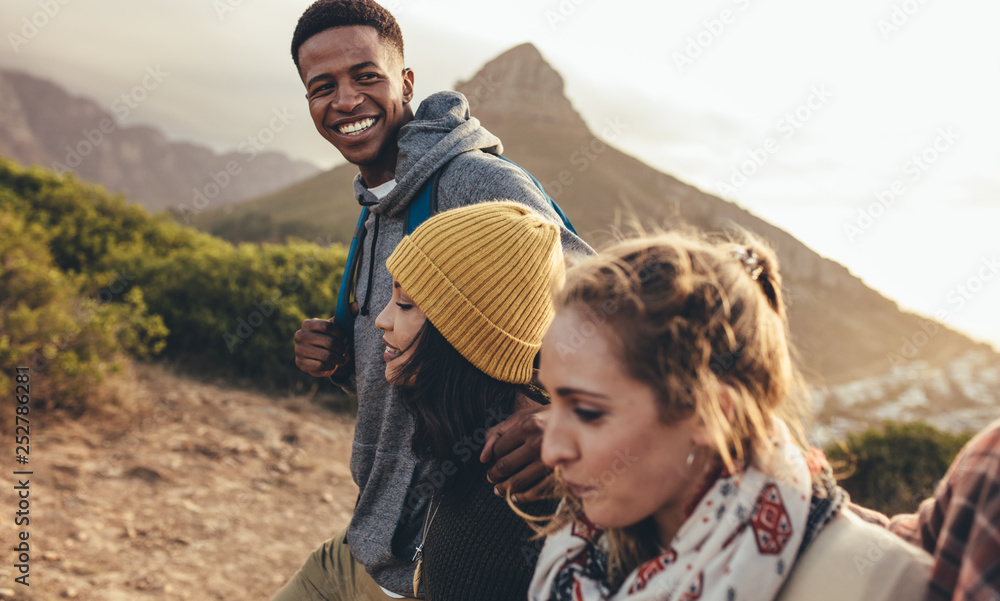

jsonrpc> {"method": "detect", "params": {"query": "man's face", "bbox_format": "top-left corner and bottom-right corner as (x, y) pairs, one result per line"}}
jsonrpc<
(298, 26), (414, 186)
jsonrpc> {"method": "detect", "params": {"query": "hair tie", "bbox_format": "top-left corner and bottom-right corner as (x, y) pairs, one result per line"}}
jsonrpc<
(731, 246), (764, 281)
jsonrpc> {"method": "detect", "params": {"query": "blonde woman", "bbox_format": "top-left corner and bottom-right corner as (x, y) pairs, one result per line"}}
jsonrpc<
(528, 233), (932, 601)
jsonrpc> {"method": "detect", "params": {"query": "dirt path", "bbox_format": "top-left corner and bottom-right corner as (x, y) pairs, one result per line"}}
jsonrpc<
(1, 364), (359, 600)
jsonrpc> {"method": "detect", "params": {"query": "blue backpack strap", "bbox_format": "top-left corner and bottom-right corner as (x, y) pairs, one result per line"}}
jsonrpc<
(406, 178), (434, 234)
(495, 155), (579, 235)
(334, 206), (369, 338)
(405, 154), (449, 234)
(336, 173), (437, 339)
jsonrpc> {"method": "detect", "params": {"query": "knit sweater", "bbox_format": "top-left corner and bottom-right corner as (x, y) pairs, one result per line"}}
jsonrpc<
(344, 90), (593, 594)
(422, 467), (556, 601)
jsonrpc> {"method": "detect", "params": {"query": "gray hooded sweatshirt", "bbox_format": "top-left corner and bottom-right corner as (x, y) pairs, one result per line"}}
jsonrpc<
(344, 91), (592, 594)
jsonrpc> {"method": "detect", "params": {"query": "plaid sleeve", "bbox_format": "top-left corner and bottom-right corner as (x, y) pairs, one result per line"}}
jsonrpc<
(947, 443), (1000, 601)
(894, 421), (1000, 601)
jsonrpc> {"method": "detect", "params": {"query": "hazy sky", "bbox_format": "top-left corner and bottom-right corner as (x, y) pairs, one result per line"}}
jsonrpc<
(3, 0), (999, 351)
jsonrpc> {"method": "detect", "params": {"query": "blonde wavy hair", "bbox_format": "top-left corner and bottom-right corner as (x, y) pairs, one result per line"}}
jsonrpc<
(515, 230), (811, 587)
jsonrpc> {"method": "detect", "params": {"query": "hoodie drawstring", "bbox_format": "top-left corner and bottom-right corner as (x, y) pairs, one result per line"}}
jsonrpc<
(359, 212), (380, 316)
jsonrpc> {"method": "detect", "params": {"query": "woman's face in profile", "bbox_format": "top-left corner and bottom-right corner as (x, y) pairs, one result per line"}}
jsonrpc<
(539, 308), (707, 538)
(375, 280), (426, 384)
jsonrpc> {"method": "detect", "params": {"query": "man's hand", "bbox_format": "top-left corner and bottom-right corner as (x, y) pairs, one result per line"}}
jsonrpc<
(480, 402), (553, 502)
(294, 317), (353, 379)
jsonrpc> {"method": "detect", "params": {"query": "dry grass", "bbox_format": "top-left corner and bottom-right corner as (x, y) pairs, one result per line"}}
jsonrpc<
(0, 362), (358, 601)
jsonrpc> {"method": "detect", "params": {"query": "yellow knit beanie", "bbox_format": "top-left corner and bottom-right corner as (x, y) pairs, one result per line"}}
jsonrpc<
(386, 201), (564, 384)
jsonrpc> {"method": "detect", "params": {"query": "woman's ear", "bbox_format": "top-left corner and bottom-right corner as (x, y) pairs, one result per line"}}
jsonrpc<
(690, 384), (737, 448)
(690, 414), (712, 449)
(718, 384), (737, 421)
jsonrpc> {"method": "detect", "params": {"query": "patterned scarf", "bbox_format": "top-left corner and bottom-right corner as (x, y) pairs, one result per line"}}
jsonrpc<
(529, 421), (835, 601)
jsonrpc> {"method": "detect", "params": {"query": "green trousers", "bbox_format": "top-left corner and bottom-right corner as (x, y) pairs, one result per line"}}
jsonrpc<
(271, 528), (406, 601)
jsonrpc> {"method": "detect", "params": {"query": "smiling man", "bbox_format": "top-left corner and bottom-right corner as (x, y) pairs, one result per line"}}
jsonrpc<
(280, 1), (591, 599)
(298, 22), (412, 187)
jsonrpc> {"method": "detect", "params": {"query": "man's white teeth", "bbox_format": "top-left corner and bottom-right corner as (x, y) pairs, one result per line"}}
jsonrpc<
(339, 117), (375, 135)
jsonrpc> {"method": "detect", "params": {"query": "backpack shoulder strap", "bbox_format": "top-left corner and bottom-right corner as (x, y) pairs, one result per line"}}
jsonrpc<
(333, 206), (369, 338)
(494, 155), (579, 235)
(405, 161), (446, 234)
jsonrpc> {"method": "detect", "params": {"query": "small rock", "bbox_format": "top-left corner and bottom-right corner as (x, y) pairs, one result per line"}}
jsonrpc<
(0, 588), (16, 599)
(54, 464), (81, 476)
(43, 551), (61, 561)
(126, 466), (163, 483)
(321, 492), (334, 504)
(62, 587), (78, 598)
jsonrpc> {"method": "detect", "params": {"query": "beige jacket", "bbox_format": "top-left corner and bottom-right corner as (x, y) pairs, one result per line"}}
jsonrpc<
(777, 510), (932, 601)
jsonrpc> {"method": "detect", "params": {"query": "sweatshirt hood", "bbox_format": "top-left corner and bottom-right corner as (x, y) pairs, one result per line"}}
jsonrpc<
(353, 91), (503, 217)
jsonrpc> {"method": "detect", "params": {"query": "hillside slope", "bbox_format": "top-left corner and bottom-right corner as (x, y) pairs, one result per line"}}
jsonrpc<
(190, 44), (995, 386)
(0, 69), (320, 212)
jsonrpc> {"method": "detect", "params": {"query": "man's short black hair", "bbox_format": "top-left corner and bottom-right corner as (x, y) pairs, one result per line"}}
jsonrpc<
(291, 0), (404, 70)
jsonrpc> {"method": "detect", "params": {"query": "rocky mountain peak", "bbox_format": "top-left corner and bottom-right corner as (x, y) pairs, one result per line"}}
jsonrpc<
(455, 43), (587, 131)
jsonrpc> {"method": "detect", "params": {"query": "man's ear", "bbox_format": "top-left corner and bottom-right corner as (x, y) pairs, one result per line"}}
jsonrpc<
(401, 67), (414, 104)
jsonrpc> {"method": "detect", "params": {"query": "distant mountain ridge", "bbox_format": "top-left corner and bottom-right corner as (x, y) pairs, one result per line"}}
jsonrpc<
(0, 68), (320, 212)
(192, 43), (998, 393)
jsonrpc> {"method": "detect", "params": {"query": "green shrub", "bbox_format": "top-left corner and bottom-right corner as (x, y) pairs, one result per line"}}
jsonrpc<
(0, 209), (168, 411)
(0, 157), (347, 391)
(116, 237), (344, 387)
(825, 421), (972, 515)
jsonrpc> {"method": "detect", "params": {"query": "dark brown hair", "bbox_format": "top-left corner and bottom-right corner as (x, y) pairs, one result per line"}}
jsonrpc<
(291, 0), (404, 70)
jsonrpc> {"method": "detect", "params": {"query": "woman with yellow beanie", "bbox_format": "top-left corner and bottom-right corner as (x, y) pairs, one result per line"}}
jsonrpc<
(374, 200), (564, 601)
